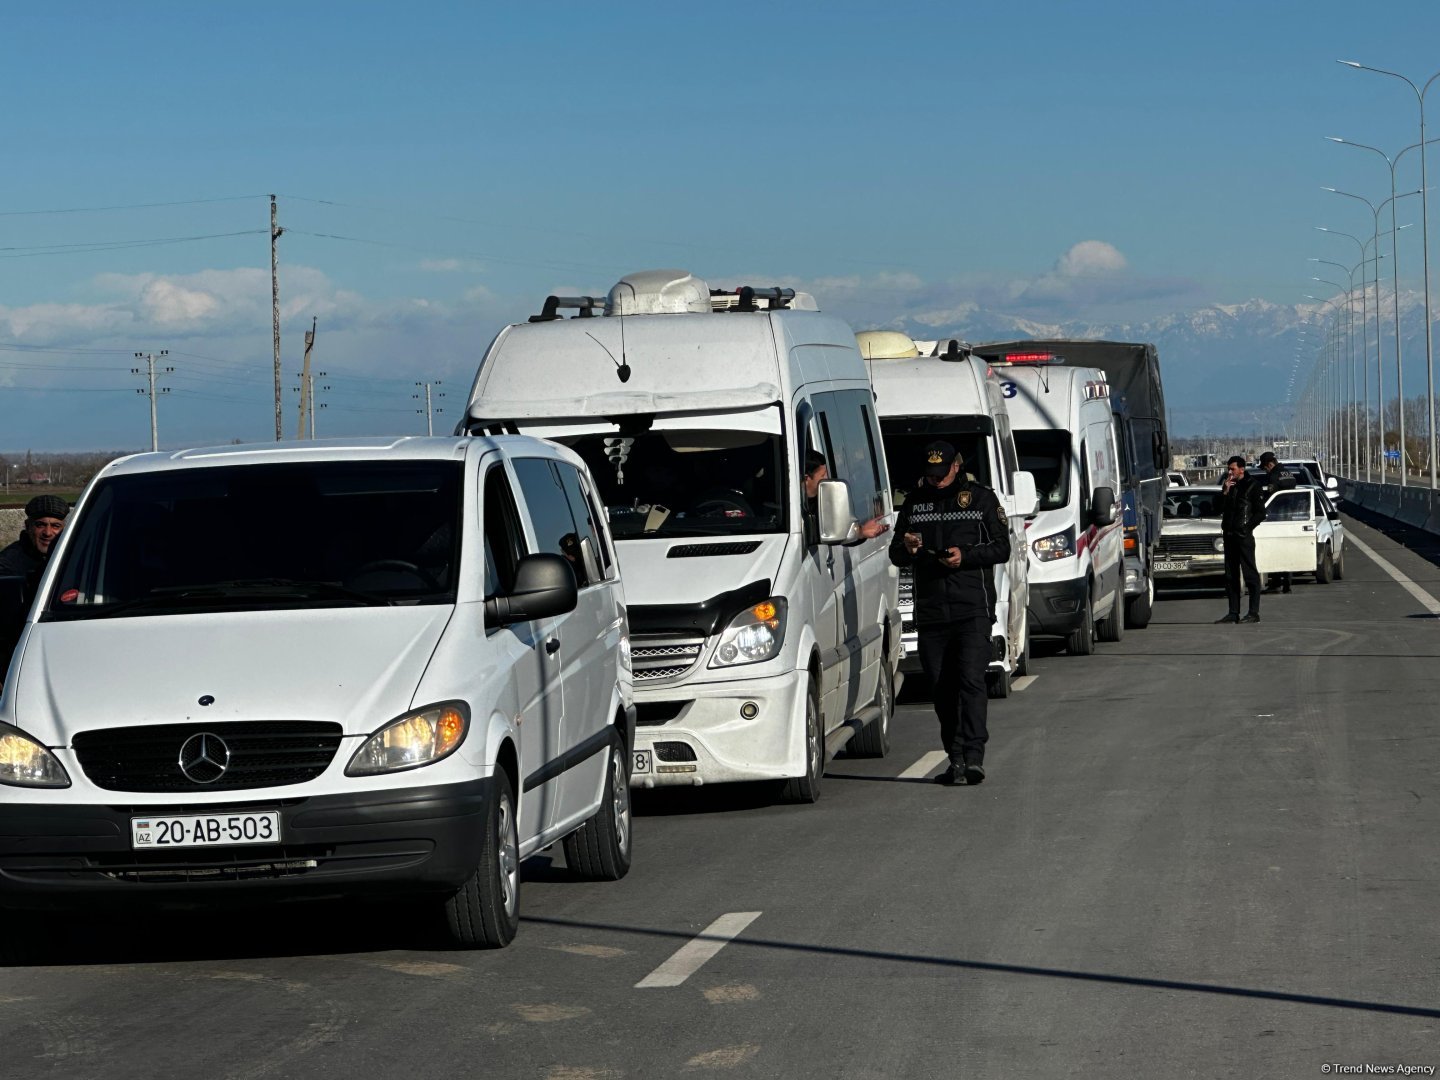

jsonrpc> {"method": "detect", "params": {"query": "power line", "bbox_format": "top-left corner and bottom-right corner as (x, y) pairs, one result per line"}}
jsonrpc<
(0, 195), (266, 217)
(0, 229), (267, 259)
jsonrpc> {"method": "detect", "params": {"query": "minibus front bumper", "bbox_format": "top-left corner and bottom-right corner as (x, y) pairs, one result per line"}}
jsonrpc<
(1027, 577), (1090, 637)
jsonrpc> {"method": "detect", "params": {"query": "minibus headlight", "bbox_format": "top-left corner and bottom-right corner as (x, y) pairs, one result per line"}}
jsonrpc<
(1031, 528), (1077, 562)
(346, 702), (469, 776)
(0, 723), (71, 788)
(1213, 536), (1225, 553)
(710, 598), (787, 668)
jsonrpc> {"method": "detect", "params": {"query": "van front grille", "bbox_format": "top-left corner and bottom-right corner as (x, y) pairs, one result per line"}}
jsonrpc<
(631, 636), (704, 683)
(72, 722), (344, 792)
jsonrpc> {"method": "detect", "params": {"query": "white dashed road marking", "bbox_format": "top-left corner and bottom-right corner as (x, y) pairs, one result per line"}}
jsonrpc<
(1012, 675), (1038, 692)
(1345, 534), (1440, 615)
(635, 912), (762, 989)
(898, 750), (948, 780)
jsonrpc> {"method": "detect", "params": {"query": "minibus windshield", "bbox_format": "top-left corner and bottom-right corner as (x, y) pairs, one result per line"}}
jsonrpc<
(1013, 430), (1072, 511)
(43, 461), (463, 620)
(557, 427), (788, 539)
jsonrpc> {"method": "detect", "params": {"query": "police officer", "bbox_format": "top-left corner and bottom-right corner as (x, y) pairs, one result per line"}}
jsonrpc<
(1217, 455), (1266, 623)
(1257, 451), (1296, 594)
(889, 441), (1010, 786)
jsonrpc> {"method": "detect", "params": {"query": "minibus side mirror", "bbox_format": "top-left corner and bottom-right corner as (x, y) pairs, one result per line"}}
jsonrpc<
(817, 479), (856, 544)
(1325, 476), (1339, 492)
(1091, 486), (1117, 528)
(1011, 471), (1039, 517)
(485, 554), (578, 627)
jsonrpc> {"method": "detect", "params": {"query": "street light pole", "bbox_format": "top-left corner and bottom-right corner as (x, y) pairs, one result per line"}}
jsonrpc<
(1310, 259), (1362, 473)
(1340, 61), (1440, 488)
(1317, 228), (1374, 478)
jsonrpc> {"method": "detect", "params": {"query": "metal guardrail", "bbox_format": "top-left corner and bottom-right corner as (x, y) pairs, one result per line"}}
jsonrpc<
(1339, 477), (1440, 535)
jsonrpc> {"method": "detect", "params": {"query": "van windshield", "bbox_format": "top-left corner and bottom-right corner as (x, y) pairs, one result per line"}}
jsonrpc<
(877, 421), (991, 502)
(43, 461), (462, 620)
(556, 427), (787, 539)
(1013, 430), (1071, 510)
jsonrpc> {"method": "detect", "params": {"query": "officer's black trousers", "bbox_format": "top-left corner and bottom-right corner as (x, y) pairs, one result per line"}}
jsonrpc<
(1223, 532), (1261, 615)
(916, 616), (990, 766)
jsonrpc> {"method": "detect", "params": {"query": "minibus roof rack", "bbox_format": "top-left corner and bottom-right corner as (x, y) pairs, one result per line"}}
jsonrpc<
(710, 285), (796, 312)
(528, 295), (607, 322)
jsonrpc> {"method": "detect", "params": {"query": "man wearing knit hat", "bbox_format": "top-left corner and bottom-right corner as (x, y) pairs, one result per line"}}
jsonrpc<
(0, 495), (70, 577)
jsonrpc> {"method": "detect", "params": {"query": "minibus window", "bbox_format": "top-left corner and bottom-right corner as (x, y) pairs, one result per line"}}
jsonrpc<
(1013, 430), (1072, 511)
(483, 465), (527, 597)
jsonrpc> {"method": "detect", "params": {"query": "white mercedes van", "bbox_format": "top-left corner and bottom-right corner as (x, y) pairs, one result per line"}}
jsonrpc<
(991, 353), (1124, 656)
(859, 332), (1039, 697)
(463, 270), (900, 802)
(0, 436), (633, 955)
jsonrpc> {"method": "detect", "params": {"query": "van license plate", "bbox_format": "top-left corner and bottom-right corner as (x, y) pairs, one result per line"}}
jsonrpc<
(631, 750), (652, 776)
(131, 812), (281, 849)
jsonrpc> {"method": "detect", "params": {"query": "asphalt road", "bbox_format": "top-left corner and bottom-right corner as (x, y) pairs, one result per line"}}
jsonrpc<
(4, 512), (1439, 1080)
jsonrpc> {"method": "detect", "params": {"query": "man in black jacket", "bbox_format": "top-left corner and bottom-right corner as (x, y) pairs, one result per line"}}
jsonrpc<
(1257, 451), (1296, 594)
(890, 441), (1011, 785)
(1217, 455), (1266, 624)
(0, 495), (68, 577)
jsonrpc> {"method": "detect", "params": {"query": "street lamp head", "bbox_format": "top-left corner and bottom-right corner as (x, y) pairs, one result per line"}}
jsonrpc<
(1321, 186), (1338, 193)
(1325, 136), (1346, 143)
(1337, 60), (1362, 68)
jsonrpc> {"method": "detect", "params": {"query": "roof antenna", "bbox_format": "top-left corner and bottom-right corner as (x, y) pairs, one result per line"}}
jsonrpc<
(585, 325), (631, 384)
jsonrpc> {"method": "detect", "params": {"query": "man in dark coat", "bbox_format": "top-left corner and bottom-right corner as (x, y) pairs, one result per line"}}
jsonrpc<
(1217, 456), (1266, 624)
(0, 495), (69, 577)
(889, 441), (1010, 785)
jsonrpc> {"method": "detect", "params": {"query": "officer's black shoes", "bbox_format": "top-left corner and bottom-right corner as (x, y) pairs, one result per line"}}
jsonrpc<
(1215, 613), (1240, 624)
(934, 764), (962, 786)
(964, 761), (986, 785)
(1281, 585), (1292, 594)
(1240, 613), (1261, 624)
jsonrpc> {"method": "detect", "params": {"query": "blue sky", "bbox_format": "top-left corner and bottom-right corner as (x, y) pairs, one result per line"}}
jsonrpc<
(4, 1), (1440, 449)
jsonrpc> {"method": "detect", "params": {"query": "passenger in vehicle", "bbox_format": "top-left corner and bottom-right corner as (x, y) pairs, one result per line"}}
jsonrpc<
(802, 451), (889, 541)
(890, 442), (1010, 786)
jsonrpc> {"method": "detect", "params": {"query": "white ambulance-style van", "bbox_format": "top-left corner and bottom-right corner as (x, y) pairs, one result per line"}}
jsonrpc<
(992, 352), (1124, 656)
(858, 332), (1038, 697)
(463, 271), (900, 802)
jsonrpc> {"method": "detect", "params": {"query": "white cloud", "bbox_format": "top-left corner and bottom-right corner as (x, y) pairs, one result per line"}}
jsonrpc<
(1055, 240), (1128, 277)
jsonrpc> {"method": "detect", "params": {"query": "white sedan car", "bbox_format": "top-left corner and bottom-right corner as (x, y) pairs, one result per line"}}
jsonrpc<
(1156, 486), (1225, 581)
(1254, 486), (1346, 583)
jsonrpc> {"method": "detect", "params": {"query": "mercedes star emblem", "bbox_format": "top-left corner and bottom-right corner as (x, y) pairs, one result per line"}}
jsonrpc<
(178, 732), (231, 784)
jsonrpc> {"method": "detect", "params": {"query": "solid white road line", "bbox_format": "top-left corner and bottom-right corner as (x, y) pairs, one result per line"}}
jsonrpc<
(1012, 675), (1038, 692)
(1345, 534), (1440, 616)
(635, 912), (762, 989)
(898, 750), (949, 780)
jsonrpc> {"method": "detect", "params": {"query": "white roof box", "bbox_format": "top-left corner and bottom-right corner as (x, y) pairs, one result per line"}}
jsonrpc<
(606, 269), (712, 316)
(856, 329), (920, 360)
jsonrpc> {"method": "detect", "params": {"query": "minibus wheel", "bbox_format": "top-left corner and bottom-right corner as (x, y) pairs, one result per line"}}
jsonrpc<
(563, 734), (632, 881)
(850, 659), (893, 758)
(781, 677), (823, 804)
(444, 771), (520, 948)
(1067, 591), (1096, 656)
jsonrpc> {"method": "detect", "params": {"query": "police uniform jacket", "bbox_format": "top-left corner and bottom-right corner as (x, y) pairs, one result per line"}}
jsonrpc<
(1258, 466), (1296, 499)
(889, 479), (1011, 628)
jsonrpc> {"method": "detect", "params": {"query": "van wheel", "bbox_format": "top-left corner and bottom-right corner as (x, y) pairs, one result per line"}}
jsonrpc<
(1096, 582), (1125, 643)
(443, 772), (520, 949)
(986, 666), (1012, 699)
(1316, 545), (1334, 584)
(781, 677), (823, 804)
(563, 736), (632, 881)
(1125, 576), (1154, 629)
(1334, 547), (1345, 580)
(1015, 630), (1031, 677)
(849, 660), (892, 758)
(1067, 592), (1096, 656)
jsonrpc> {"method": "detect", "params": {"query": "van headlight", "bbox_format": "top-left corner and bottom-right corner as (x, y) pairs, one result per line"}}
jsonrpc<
(710, 598), (787, 668)
(0, 723), (71, 788)
(346, 702), (469, 776)
(1213, 536), (1225, 553)
(1032, 528), (1077, 562)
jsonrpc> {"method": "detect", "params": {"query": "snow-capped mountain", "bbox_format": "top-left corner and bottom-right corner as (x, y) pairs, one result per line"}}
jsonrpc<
(882, 292), (1437, 435)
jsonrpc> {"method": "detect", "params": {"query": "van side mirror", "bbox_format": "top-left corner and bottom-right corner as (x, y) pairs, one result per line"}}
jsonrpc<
(817, 479), (856, 544)
(1325, 476), (1338, 492)
(484, 554), (578, 628)
(1010, 471), (1039, 517)
(1091, 486), (1117, 527)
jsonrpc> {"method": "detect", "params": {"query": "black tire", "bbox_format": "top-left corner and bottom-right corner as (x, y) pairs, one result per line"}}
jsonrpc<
(444, 771), (520, 949)
(781, 677), (823, 804)
(1334, 547), (1345, 580)
(0, 917), (49, 966)
(562, 738), (633, 881)
(1066, 591), (1096, 656)
(849, 660), (892, 758)
(1096, 582), (1125, 643)
(1316, 545), (1334, 584)
(1014, 630), (1031, 677)
(1124, 578), (1153, 629)
(986, 665), (1012, 699)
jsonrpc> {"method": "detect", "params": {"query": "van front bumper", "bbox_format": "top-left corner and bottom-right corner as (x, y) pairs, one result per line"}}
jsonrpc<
(1027, 577), (1090, 637)
(0, 779), (491, 910)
